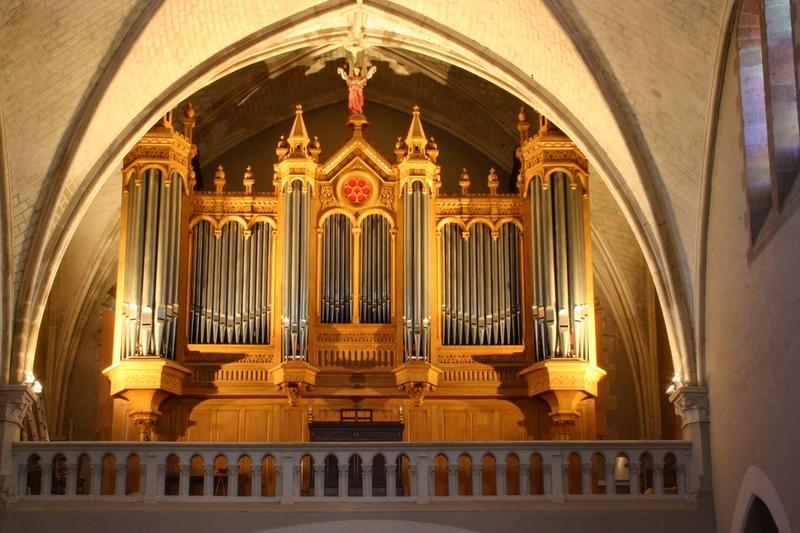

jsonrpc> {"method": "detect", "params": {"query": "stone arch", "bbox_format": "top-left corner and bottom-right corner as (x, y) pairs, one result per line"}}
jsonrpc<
(8, 1), (696, 401)
(731, 465), (791, 533)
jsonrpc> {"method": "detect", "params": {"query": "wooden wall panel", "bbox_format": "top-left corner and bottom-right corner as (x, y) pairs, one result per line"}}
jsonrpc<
(442, 410), (467, 441)
(471, 411), (493, 441)
(244, 409), (269, 441)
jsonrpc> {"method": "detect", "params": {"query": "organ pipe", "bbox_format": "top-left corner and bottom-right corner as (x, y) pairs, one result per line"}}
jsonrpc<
(281, 180), (311, 360)
(360, 214), (391, 323)
(120, 168), (182, 359)
(320, 214), (353, 323)
(440, 223), (522, 345)
(403, 181), (431, 361)
(529, 172), (589, 360)
(189, 220), (273, 344)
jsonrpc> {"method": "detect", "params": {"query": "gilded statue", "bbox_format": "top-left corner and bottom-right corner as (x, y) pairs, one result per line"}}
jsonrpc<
(337, 63), (377, 116)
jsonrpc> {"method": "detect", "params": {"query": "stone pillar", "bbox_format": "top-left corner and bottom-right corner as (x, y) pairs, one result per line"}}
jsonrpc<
(227, 464), (239, 498)
(386, 463), (397, 498)
(471, 463), (482, 496)
(604, 460), (616, 495)
(669, 385), (711, 494)
(0, 384), (36, 495)
(362, 464), (373, 497)
(251, 464), (262, 497)
(314, 463), (325, 497)
(496, 463), (507, 496)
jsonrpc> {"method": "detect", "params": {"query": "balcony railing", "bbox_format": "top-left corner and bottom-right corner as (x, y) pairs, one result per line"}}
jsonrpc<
(11, 440), (691, 503)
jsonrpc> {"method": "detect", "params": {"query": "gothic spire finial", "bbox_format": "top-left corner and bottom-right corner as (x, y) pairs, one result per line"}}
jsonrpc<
(287, 104), (310, 154)
(405, 105), (428, 156)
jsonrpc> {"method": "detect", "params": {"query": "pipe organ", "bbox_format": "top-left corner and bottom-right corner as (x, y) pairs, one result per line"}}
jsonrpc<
(105, 104), (604, 443)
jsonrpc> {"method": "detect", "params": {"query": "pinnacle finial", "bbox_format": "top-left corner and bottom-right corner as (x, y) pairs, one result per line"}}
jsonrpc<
(487, 167), (499, 196)
(517, 106), (530, 144)
(287, 104), (311, 155)
(214, 164), (226, 194)
(405, 105), (427, 157)
(182, 102), (196, 142)
(242, 165), (255, 194)
(459, 167), (471, 195)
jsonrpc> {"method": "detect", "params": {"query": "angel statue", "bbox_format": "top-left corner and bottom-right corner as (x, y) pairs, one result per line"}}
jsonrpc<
(337, 63), (377, 116)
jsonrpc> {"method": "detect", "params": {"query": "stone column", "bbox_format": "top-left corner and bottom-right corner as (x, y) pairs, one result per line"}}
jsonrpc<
(0, 384), (36, 496)
(669, 385), (711, 494)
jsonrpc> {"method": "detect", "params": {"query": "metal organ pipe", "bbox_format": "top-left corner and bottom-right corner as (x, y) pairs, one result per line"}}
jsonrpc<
(528, 172), (589, 361)
(120, 168), (182, 359)
(440, 223), (522, 346)
(403, 182), (431, 361)
(281, 180), (310, 360)
(320, 214), (353, 323)
(360, 214), (391, 324)
(188, 220), (273, 345)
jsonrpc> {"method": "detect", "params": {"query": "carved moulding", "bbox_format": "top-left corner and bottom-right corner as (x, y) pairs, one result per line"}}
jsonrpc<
(271, 360), (319, 406)
(518, 358), (605, 440)
(0, 385), (36, 428)
(669, 385), (710, 428)
(392, 360), (443, 406)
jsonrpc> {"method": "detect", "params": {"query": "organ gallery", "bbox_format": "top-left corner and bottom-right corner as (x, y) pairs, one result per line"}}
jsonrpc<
(103, 85), (605, 444)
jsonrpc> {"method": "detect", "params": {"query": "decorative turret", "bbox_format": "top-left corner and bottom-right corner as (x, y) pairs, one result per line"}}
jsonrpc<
(393, 105), (442, 405)
(516, 110), (602, 439)
(106, 105), (196, 440)
(272, 104), (321, 405)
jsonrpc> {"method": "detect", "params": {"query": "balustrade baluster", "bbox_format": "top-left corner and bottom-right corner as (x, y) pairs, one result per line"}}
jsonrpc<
(629, 461), (641, 495)
(114, 462), (126, 496)
(338, 463), (349, 497)
(471, 464), (482, 497)
(604, 458), (616, 495)
(547, 452), (564, 502)
(280, 454), (295, 503)
(66, 462), (78, 496)
(496, 463), (507, 496)
(519, 462), (530, 496)
(144, 453), (158, 502)
(40, 462), (52, 496)
(654, 463), (664, 495)
(581, 462), (592, 495)
(362, 464), (373, 498)
(447, 464), (458, 497)
(251, 464), (262, 497)
(386, 463), (397, 498)
(179, 464), (190, 497)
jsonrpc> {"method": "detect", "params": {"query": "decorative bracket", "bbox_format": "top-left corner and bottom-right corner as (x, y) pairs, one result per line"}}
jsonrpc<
(393, 360), (442, 406)
(518, 358), (605, 440)
(271, 360), (319, 406)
